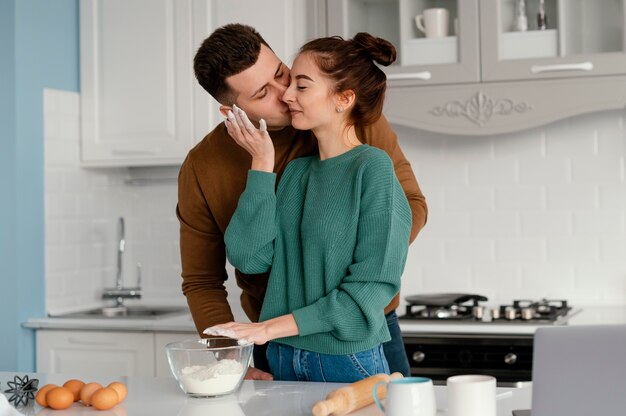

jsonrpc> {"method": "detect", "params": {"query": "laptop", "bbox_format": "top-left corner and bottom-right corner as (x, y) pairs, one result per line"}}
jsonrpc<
(512, 324), (626, 416)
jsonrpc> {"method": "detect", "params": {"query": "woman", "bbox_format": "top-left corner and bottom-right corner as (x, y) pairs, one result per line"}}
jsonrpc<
(208, 33), (411, 382)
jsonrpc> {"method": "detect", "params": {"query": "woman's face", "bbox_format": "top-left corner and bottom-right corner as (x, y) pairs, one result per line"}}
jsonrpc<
(281, 52), (340, 131)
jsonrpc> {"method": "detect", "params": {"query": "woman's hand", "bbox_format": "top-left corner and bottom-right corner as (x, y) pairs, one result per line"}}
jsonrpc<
(225, 104), (275, 172)
(204, 314), (299, 345)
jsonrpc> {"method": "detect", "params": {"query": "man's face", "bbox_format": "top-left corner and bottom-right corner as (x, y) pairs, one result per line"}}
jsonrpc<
(224, 44), (291, 129)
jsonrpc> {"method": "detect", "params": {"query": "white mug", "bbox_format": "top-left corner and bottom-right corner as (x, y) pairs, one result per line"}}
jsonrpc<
(373, 377), (436, 416)
(415, 8), (449, 38)
(446, 375), (497, 416)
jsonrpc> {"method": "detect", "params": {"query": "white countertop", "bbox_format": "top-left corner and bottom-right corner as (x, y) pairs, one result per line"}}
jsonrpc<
(0, 371), (531, 416)
(24, 305), (626, 336)
(399, 305), (626, 335)
(23, 311), (198, 332)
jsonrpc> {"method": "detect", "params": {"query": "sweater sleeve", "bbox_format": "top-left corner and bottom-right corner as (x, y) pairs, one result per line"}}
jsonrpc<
(292, 153), (412, 340)
(178, 151), (235, 333)
(358, 115), (427, 243)
(224, 170), (278, 274)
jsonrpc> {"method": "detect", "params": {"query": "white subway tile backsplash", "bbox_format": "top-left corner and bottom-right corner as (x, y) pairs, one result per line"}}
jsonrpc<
(470, 212), (520, 237)
(573, 211), (624, 235)
(44, 89), (185, 314)
(494, 186), (545, 211)
(44, 89), (626, 316)
(545, 184), (599, 210)
(468, 158), (518, 185)
(520, 211), (572, 236)
(444, 187), (494, 211)
(570, 156), (623, 183)
(494, 239), (545, 263)
(518, 158), (570, 184)
(444, 239), (494, 263)
(546, 237), (600, 263)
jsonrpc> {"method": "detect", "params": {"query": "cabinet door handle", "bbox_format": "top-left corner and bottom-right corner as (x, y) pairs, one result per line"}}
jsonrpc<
(387, 71), (432, 81)
(111, 148), (160, 156)
(68, 337), (117, 346)
(530, 62), (594, 74)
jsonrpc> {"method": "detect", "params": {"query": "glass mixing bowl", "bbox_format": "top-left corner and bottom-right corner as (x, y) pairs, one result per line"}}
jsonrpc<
(165, 337), (253, 397)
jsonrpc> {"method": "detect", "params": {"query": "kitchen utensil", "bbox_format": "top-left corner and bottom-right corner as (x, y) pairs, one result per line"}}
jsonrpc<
(311, 372), (403, 416)
(405, 293), (487, 306)
(373, 377), (436, 416)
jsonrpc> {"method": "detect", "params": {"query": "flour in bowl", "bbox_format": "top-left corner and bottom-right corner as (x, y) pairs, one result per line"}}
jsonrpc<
(179, 359), (244, 395)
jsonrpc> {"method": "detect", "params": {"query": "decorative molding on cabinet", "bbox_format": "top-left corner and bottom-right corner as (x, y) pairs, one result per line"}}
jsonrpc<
(385, 75), (626, 136)
(430, 91), (534, 126)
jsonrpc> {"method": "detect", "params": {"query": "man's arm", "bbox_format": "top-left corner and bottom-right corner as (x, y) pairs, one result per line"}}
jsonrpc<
(177, 154), (234, 335)
(358, 115), (428, 242)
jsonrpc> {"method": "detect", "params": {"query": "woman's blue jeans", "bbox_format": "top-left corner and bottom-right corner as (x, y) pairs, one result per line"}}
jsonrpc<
(266, 342), (389, 383)
(383, 310), (411, 377)
(254, 310), (411, 378)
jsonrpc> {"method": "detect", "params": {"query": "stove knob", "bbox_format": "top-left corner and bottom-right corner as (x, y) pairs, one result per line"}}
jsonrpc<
(521, 307), (535, 320)
(412, 351), (426, 363)
(472, 306), (485, 319)
(491, 308), (501, 320)
(504, 352), (517, 365)
(505, 307), (517, 320)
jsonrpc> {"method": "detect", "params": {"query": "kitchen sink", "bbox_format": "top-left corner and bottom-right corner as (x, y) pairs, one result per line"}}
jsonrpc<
(50, 305), (188, 319)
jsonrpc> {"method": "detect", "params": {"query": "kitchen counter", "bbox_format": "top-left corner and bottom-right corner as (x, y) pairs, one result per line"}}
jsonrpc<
(0, 371), (531, 416)
(399, 305), (626, 335)
(23, 310), (198, 333)
(25, 305), (626, 335)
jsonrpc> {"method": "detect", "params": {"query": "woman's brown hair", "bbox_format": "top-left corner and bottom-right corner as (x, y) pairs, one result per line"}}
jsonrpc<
(299, 32), (396, 127)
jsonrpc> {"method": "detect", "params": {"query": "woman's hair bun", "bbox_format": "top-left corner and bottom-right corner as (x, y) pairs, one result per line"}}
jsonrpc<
(352, 32), (397, 66)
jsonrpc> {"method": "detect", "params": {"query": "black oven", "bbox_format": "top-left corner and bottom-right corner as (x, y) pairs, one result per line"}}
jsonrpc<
(402, 332), (534, 387)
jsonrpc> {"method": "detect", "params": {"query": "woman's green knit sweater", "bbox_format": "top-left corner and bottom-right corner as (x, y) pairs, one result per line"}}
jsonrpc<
(225, 145), (411, 355)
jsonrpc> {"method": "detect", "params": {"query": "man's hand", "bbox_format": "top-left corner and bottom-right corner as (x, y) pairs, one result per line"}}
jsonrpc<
(245, 366), (274, 381)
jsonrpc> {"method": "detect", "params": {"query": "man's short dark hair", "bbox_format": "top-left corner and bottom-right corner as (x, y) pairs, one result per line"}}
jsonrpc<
(194, 23), (270, 104)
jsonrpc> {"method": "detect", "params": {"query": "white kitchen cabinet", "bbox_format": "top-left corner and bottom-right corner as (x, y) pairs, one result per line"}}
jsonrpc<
(80, 0), (310, 167)
(36, 330), (155, 376)
(318, 0), (626, 135)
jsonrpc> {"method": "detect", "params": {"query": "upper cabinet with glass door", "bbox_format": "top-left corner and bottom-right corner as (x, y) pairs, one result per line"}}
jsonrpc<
(481, 0), (626, 81)
(324, 0), (480, 85)
(316, 0), (626, 135)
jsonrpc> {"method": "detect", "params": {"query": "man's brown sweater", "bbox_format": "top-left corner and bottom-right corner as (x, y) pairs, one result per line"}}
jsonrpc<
(177, 116), (427, 335)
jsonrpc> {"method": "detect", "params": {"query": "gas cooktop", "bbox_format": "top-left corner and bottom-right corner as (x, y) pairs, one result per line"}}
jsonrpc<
(401, 293), (576, 325)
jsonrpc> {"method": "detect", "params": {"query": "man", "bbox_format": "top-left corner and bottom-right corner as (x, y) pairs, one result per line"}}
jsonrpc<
(177, 23), (427, 380)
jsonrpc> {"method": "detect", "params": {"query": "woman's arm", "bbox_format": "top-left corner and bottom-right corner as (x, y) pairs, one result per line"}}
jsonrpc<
(206, 314), (299, 345)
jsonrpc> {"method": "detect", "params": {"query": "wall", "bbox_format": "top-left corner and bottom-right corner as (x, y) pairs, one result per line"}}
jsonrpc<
(0, 0), (79, 372)
(43, 90), (188, 314)
(43, 105), (626, 325)
(0, 0), (18, 371)
(396, 111), (626, 309)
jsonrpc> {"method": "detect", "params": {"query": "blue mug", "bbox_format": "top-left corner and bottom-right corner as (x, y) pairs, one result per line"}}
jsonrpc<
(372, 377), (436, 416)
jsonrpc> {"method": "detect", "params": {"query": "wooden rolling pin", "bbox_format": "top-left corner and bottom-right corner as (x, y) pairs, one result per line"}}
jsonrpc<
(311, 372), (403, 416)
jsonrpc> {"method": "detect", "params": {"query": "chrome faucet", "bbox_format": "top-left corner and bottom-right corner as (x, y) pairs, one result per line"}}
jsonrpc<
(102, 217), (142, 307)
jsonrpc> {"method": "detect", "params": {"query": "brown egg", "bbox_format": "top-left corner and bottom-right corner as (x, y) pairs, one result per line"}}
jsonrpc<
(107, 381), (127, 403)
(80, 382), (103, 406)
(90, 387), (119, 410)
(46, 386), (74, 410)
(35, 384), (58, 407)
(62, 379), (85, 402)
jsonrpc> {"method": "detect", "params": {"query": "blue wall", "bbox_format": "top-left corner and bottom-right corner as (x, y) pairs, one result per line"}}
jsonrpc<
(0, 0), (79, 371)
